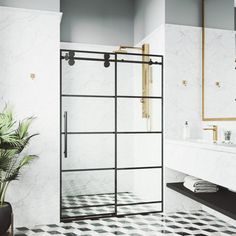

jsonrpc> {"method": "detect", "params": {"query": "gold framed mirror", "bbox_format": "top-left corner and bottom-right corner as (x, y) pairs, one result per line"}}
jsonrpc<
(201, 0), (236, 121)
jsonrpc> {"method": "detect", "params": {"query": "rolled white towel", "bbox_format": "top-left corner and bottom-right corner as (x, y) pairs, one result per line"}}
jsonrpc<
(184, 176), (217, 188)
(183, 182), (219, 193)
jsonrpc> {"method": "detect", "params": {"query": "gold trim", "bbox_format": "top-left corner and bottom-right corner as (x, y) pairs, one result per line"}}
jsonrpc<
(182, 80), (188, 86)
(203, 117), (236, 121)
(202, 0), (205, 120)
(201, 0), (236, 121)
(142, 44), (150, 118)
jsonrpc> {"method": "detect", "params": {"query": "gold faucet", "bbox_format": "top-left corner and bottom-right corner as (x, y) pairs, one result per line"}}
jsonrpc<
(203, 125), (218, 143)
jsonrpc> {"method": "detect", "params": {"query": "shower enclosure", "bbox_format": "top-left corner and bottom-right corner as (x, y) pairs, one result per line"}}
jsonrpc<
(60, 48), (164, 221)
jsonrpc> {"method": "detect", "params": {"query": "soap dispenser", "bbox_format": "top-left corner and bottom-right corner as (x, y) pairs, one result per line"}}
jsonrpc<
(183, 121), (190, 140)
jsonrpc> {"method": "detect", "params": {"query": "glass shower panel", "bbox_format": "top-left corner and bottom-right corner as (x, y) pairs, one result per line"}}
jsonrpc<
(117, 98), (162, 132)
(62, 205), (115, 218)
(62, 134), (114, 170)
(62, 97), (114, 132)
(62, 170), (115, 218)
(117, 203), (162, 215)
(62, 52), (115, 96)
(60, 49), (163, 220)
(117, 54), (162, 97)
(117, 169), (162, 204)
(117, 134), (162, 168)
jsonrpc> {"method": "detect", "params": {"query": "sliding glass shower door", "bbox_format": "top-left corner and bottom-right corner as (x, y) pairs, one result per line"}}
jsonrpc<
(60, 52), (116, 220)
(60, 49), (163, 221)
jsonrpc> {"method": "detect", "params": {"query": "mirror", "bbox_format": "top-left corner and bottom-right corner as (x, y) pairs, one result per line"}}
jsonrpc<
(202, 0), (236, 121)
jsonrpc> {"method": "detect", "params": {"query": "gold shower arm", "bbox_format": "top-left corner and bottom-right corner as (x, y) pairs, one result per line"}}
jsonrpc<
(119, 46), (142, 50)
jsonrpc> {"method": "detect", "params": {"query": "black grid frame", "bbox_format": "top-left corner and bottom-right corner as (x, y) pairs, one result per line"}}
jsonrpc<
(60, 49), (164, 222)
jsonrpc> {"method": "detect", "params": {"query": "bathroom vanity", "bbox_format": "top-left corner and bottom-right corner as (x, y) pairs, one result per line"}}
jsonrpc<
(165, 139), (236, 220)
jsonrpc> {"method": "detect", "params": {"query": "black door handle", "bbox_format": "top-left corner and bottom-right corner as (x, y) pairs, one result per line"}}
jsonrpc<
(64, 111), (68, 158)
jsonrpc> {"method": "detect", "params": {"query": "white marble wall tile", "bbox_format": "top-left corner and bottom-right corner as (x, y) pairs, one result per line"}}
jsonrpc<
(165, 25), (236, 143)
(163, 24), (203, 212)
(62, 58), (115, 96)
(204, 28), (236, 118)
(62, 97), (115, 132)
(132, 169), (162, 202)
(62, 134), (115, 169)
(62, 171), (115, 196)
(165, 24), (202, 140)
(0, 6), (61, 227)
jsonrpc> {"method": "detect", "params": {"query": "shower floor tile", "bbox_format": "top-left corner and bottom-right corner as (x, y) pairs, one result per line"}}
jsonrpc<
(62, 192), (143, 207)
(15, 210), (236, 236)
(62, 192), (152, 218)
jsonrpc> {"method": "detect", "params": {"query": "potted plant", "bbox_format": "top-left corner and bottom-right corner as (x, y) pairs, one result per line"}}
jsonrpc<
(0, 105), (38, 235)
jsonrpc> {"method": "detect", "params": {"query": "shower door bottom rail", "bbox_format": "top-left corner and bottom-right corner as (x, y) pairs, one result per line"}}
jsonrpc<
(62, 200), (163, 211)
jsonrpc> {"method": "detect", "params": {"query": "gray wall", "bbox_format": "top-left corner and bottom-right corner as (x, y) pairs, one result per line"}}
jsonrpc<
(166, 0), (201, 27)
(205, 0), (234, 30)
(166, 0), (234, 30)
(0, 0), (59, 11)
(134, 0), (165, 44)
(60, 0), (134, 45)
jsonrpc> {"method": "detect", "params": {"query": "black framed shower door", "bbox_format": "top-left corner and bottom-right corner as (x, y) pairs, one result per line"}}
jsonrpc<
(60, 49), (164, 222)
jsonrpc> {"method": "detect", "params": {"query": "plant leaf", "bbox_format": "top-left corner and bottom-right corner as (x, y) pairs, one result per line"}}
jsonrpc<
(0, 152), (12, 171)
(16, 117), (35, 139)
(5, 168), (20, 182)
(0, 104), (38, 186)
(19, 155), (37, 168)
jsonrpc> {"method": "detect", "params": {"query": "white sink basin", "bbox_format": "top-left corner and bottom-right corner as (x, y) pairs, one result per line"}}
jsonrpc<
(188, 139), (236, 147)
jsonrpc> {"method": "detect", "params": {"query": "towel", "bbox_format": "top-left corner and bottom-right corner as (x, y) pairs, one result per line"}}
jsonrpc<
(184, 176), (217, 188)
(183, 182), (219, 193)
(184, 176), (219, 193)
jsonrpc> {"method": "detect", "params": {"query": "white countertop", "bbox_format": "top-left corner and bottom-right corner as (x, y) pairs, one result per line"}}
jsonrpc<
(166, 139), (236, 154)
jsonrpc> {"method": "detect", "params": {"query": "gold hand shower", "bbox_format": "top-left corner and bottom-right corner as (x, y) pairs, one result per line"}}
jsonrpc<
(114, 44), (152, 124)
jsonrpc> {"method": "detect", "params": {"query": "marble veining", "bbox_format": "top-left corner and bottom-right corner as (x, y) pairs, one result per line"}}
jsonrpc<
(204, 28), (236, 118)
(0, 7), (61, 227)
(165, 24), (236, 143)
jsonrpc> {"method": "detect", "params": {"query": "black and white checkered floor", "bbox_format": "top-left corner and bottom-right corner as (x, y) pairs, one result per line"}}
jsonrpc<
(62, 192), (155, 217)
(15, 210), (236, 236)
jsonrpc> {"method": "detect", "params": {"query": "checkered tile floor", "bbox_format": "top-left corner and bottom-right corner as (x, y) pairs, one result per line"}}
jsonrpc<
(62, 192), (154, 218)
(15, 210), (236, 236)
(62, 192), (143, 208)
